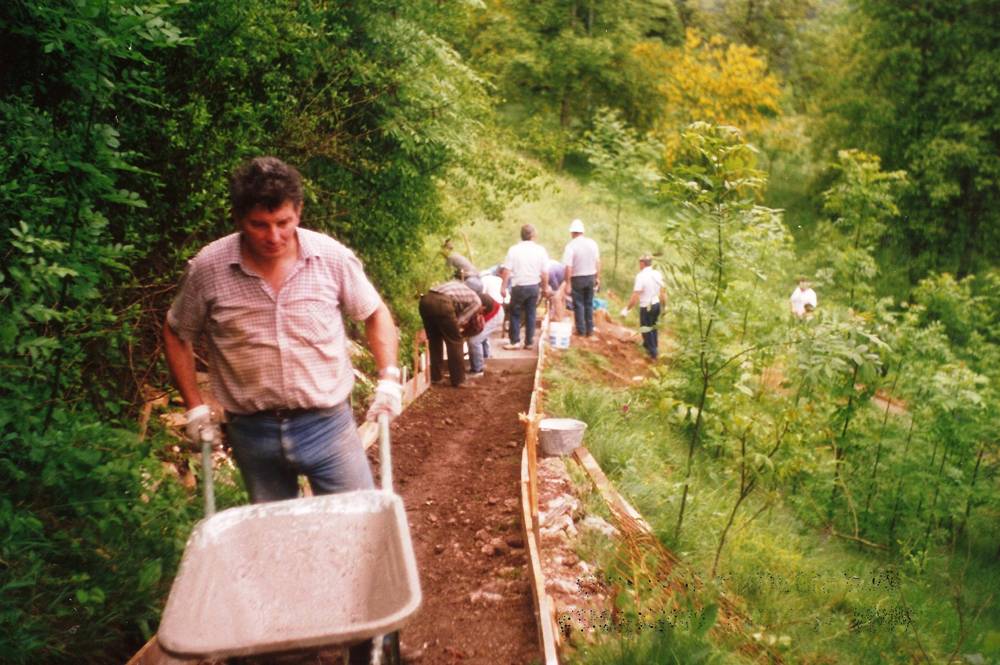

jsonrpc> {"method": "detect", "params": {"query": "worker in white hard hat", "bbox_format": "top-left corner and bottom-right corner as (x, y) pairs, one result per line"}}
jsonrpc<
(561, 218), (601, 337)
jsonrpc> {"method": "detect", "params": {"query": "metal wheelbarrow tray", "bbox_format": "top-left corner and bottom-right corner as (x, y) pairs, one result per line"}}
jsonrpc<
(157, 487), (421, 659)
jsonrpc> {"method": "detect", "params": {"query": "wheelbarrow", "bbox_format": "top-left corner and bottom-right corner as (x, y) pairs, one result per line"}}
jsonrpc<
(156, 414), (421, 664)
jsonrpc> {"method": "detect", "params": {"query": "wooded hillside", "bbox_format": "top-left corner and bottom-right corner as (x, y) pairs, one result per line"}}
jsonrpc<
(1, 1), (997, 663)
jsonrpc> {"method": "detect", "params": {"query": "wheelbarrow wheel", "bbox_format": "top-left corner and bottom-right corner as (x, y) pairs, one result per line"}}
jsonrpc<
(346, 632), (400, 665)
(380, 632), (401, 665)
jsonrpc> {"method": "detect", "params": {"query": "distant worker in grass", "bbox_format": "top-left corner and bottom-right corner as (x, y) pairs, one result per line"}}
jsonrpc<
(620, 254), (666, 359)
(442, 239), (483, 294)
(562, 218), (600, 337)
(419, 279), (493, 387)
(500, 224), (550, 350)
(163, 156), (402, 504)
(789, 276), (817, 318)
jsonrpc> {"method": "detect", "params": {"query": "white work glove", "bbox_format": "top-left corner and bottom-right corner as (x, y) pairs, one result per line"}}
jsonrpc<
(619, 307), (630, 318)
(366, 380), (402, 422)
(184, 404), (221, 447)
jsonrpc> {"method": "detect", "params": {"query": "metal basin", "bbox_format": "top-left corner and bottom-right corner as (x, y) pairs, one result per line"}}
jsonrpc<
(538, 418), (587, 456)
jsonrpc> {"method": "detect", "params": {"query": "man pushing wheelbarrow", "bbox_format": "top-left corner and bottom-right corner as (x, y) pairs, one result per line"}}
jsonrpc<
(160, 157), (418, 663)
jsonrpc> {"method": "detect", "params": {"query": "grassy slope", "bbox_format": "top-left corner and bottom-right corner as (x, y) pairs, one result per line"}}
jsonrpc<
(471, 165), (1000, 663)
(545, 352), (1000, 664)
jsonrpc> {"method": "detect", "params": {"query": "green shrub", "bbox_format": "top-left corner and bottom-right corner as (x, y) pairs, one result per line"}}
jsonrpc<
(0, 415), (197, 663)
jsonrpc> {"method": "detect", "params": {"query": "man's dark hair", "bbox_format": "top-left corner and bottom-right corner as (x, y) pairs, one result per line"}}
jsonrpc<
(230, 156), (304, 221)
(520, 224), (535, 241)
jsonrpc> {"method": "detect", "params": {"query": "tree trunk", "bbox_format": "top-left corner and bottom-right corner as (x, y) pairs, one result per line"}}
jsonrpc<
(829, 364), (860, 520)
(921, 446), (950, 565)
(613, 196), (622, 280)
(862, 371), (900, 530)
(888, 414), (918, 546)
(959, 445), (985, 538)
(676, 369), (710, 540)
(712, 432), (754, 577)
(712, 485), (750, 578)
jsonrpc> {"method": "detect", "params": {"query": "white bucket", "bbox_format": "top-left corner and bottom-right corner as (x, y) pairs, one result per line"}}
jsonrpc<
(538, 418), (587, 456)
(548, 320), (572, 350)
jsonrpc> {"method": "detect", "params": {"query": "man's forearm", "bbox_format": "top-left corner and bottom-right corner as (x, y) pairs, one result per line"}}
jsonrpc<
(163, 316), (204, 409)
(365, 302), (399, 374)
(456, 298), (481, 328)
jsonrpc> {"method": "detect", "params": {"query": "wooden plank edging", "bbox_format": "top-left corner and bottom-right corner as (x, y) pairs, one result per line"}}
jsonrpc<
(519, 315), (560, 664)
(521, 447), (560, 665)
(571, 446), (654, 535)
(360, 344), (431, 451)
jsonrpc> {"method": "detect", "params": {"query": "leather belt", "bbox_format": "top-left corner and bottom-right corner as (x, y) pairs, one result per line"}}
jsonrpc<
(252, 407), (317, 420)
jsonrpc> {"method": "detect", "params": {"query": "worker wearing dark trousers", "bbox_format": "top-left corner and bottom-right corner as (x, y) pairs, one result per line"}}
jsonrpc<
(419, 281), (487, 388)
(621, 254), (666, 360)
(639, 302), (661, 359)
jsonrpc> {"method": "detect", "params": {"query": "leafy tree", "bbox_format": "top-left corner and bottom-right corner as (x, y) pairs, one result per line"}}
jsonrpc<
(633, 28), (781, 160)
(578, 108), (662, 279)
(812, 0), (1000, 279)
(817, 149), (906, 310)
(1, 2), (194, 661)
(464, 0), (683, 165)
(128, 0), (494, 301)
(659, 122), (791, 540)
(0, 1), (502, 660)
(679, 0), (818, 90)
(707, 371), (807, 578)
(912, 272), (995, 351)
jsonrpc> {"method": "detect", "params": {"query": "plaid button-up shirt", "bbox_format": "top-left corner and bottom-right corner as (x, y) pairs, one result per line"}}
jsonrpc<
(167, 228), (382, 415)
(429, 280), (482, 327)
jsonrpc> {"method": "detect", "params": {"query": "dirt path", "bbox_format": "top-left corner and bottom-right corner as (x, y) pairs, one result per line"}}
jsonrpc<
(380, 345), (540, 664)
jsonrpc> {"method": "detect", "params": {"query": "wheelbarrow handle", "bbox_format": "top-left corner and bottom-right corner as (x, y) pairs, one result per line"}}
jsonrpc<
(201, 430), (216, 517)
(378, 413), (392, 492)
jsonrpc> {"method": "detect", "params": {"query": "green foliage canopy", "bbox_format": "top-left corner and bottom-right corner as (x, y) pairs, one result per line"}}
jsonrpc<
(815, 0), (1000, 279)
(465, 0), (683, 164)
(0, 1), (501, 661)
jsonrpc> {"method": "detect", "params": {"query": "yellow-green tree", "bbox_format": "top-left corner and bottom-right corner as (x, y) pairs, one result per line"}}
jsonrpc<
(634, 28), (781, 159)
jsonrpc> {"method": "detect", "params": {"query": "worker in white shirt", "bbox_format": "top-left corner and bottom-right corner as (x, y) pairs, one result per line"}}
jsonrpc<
(620, 254), (665, 359)
(562, 218), (600, 337)
(789, 277), (817, 318)
(500, 224), (550, 349)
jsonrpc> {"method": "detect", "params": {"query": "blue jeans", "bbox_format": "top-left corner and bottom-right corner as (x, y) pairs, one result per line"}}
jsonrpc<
(570, 274), (596, 335)
(468, 311), (504, 372)
(509, 284), (540, 346)
(640, 303), (661, 359)
(226, 401), (374, 503)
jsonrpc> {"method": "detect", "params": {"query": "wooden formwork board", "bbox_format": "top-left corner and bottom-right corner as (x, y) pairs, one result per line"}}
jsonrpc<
(360, 348), (431, 451)
(517, 315), (560, 662)
(521, 447), (560, 665)
(572, 446), (654, 536)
